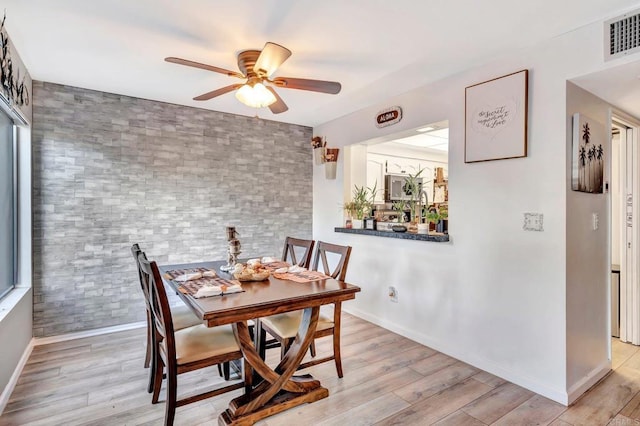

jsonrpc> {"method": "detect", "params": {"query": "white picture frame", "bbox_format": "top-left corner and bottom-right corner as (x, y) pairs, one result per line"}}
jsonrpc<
(465, 70), (528, 163)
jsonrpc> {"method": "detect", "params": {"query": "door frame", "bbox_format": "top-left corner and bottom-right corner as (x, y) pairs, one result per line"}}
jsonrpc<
(612, 109), (640, 345)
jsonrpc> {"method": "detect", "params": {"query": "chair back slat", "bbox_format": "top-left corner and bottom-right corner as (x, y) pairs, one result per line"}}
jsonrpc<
(137, 253), (176, 361)
(282, 237), (315, 268)
(131, 244), (153, 312)
(311, 241), (352, 281)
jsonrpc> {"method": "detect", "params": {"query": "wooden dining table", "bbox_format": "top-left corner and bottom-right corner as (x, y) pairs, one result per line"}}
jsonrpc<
(160, 260), (361, 426)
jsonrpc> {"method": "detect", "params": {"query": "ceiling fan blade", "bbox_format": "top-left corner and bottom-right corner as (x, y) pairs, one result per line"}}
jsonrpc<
(193, 84), (243, 101)
(272, 77), (341, 94)
(165, 57), (244, 79)
(266, 87), (288, 114)
(254, 42), (292, 77)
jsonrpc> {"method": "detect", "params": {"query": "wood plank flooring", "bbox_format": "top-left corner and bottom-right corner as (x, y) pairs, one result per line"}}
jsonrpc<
(2, 314), (640, 425)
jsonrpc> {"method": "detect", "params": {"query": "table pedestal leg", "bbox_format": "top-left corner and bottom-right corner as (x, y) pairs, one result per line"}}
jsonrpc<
(219, 306), (328, 425)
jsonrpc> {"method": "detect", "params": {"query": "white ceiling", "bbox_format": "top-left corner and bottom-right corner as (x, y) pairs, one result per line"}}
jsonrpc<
(571, 60), (640, 119)
(4, 0), (640, 127)
(393, 129), (450, 152)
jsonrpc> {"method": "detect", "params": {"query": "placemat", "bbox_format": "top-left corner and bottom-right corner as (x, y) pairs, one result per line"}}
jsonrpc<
(163, 268), (241, 296)
(272, 270), (331, 283)
(163, 267), (213, 281)
(261, 261), (291, 271)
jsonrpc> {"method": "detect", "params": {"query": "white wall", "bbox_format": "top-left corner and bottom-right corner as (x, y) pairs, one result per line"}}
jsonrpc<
(312, 13), (639, 404)
(612, 132), (620, 267)
(367, 143), (448, 165)
(0, 125), (32, 402)
(0, 288), (32, 397)
(565, 82), (612, 401)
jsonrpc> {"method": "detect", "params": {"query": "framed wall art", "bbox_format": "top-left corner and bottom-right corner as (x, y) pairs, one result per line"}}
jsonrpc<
(572, 113), (604, 193)
(465, 69), (528, 163)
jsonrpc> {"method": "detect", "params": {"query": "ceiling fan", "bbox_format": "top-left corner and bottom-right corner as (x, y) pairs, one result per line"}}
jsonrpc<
(165, 42), (341, 114)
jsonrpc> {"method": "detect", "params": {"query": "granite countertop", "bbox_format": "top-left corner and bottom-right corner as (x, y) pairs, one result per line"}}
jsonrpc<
(334, 227), (449, 242)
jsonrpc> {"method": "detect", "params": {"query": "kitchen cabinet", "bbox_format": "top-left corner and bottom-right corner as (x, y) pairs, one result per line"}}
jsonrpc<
(366, 152), (448, 205)
(366, 159), (385, 202)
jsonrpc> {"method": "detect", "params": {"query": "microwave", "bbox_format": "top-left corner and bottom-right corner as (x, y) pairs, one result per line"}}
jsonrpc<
(384, 174), (423, 201)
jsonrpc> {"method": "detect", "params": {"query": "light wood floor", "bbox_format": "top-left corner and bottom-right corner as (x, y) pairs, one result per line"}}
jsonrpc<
(3, 314), (640, 425)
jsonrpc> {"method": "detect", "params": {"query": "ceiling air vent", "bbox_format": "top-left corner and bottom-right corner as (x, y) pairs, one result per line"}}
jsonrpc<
(605, 8), (640, 61)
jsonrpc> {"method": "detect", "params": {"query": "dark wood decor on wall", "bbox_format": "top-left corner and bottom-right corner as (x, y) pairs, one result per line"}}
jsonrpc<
(0, 14), (30, 109)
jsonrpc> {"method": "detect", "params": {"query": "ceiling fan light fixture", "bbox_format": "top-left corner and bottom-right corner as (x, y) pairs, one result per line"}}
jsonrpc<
(235, 82), (276, 108)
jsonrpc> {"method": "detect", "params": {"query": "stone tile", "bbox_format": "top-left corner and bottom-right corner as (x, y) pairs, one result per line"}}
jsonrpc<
(492, 394), (566, 426)
(433, 410), (486, 426)
(559, 367), (640, 426)
(376, 378), (492, 425)
(461, 382), (534, 424)
(32, 81), (312, 336)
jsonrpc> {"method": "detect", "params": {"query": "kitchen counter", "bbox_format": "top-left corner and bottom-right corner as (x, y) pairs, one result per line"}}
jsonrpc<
(334, 227), (449, 242)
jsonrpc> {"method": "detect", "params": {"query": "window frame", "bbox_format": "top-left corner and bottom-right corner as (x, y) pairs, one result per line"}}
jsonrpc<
(0, 113), (17, 300)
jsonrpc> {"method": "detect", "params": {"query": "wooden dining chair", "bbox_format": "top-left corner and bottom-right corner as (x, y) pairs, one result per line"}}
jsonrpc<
(281, 236), (315, 267)
(138, 253), (249, 426)
(259, 241), (352, 378)
(131, 244), (203, 392)
(257, 237), (315, 357)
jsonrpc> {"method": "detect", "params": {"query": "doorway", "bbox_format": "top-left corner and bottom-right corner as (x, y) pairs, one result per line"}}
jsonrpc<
(612, 113), (640, 344)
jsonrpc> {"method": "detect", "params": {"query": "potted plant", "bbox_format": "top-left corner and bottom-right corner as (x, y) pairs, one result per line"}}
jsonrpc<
(436, 207), (448, 233)
(403, 168), (424, 232)
(392, 200), (408, 223)
(347, 182), (377, 229)
(426, 210), (440, 231)
(342, 201), (358, 228)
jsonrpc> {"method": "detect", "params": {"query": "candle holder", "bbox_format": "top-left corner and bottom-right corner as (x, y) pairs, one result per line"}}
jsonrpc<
(220, 226), (241, 272)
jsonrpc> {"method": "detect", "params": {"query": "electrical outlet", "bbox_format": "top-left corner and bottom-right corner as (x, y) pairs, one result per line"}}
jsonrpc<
(388, 286), (398, 303)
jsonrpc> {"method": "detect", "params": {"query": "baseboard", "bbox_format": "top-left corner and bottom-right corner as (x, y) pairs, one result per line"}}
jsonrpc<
(34, 321), (146, 346)
(0, 337), (34, 415)
(343, 306), (570, 405)
(566, 361), (611, 405)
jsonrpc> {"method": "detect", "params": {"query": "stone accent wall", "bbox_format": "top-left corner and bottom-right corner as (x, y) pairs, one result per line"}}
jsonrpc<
(32, 82), (312, 337)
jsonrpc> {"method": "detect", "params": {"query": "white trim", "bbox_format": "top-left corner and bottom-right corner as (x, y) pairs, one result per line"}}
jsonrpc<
(0, 337), (34, 415)
(344, 306), (570, 405)
(613, 110), (640, 345)
(33, 321), (145, 346)
(566, 360), (611, 405)
(0, 287), (30, 322)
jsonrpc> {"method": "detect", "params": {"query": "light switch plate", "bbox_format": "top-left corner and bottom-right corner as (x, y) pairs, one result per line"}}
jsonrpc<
(523, 213), (544, 232)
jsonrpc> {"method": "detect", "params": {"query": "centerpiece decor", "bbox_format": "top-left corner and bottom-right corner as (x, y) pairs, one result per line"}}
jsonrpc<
(220, 226), (241, 272)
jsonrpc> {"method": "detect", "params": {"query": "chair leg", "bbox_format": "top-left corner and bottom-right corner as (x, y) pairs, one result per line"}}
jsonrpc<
(152, 356), (164, 404)
(144, 311), (152, 368)
(310, 341), (317, 357)
(243, 357), (253, 394)
(256, 321), (267, 360)
(333, 327), (343, 379)
(148, 326), (159, 394)
(217, 363), (223, 377)
(164, 366), (177, 426)
(223, 362), (230, 381)
(147, 337), (156, 393)
(280, 338), (291, 360)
